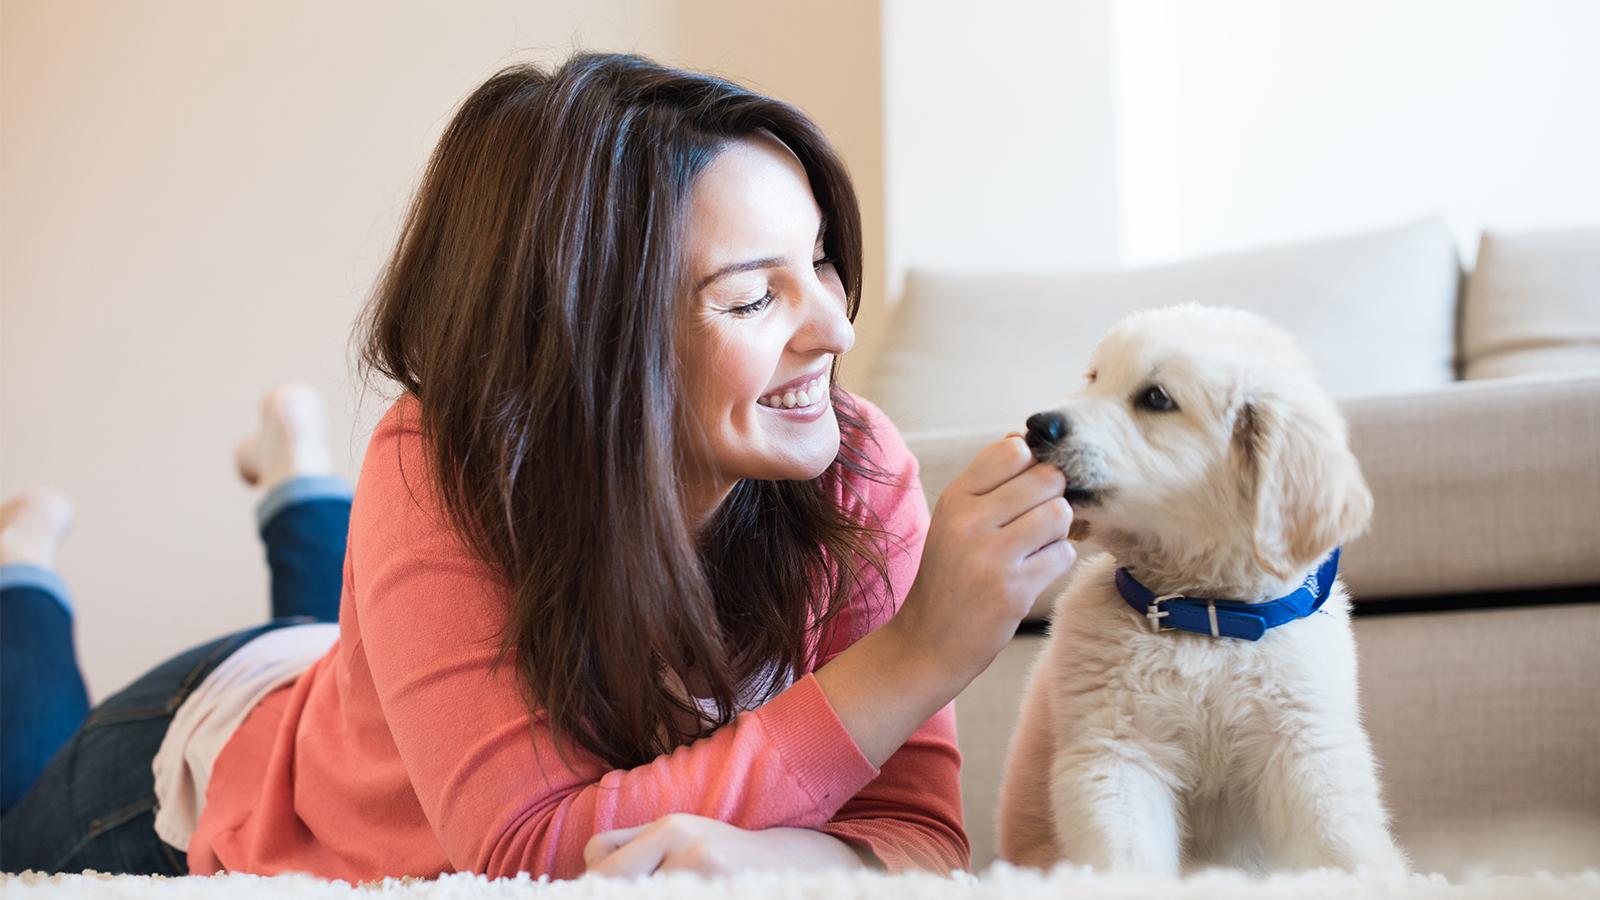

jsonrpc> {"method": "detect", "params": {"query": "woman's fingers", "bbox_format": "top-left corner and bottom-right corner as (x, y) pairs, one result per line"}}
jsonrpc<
(949, 434), (1035, 497)
(1022, 537), (1078, 585)
(983, 463), (1068, 528)
(1002, 495), (1075, 560)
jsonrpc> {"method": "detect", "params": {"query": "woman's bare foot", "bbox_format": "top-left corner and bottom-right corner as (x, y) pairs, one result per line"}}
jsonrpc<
(0, 487), (74, 569)
(235, 383), (334, 493)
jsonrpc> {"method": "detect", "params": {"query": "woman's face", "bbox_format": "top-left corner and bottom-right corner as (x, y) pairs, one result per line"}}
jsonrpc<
(678, 135), (855, 524)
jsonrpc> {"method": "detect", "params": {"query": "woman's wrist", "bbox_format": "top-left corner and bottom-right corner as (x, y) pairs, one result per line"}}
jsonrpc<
(812, 615), (970, 768)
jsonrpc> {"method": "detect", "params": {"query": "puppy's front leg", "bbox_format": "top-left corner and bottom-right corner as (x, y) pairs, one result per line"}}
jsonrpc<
(1049, 736), (1185, 875)
(1253, 728), (1409, 875)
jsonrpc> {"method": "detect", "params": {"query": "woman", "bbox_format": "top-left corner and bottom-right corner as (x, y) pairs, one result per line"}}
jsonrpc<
(0, 52), (1076, 879)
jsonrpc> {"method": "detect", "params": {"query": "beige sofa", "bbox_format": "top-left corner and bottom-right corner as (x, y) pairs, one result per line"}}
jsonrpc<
(859, 221), (1600, 876)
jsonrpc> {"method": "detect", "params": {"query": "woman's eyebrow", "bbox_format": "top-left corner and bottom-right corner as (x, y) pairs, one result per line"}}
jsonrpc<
(694, 219), (827, 293)
(695, 255), (785, 293)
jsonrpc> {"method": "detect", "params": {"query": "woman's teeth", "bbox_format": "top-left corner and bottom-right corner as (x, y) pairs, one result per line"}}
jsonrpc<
(758, 372), (829, 409)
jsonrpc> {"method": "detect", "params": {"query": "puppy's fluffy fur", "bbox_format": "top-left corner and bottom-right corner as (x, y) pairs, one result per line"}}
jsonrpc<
(995, 304), (1407, 876)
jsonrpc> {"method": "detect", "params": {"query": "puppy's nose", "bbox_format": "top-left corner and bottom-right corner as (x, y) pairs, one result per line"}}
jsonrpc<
(1024, 411), (1069, 450)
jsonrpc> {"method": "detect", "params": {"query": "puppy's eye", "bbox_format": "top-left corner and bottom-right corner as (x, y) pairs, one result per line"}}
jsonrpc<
(1136, 384), (1178, 412)
(1085, 370), (1098, 384)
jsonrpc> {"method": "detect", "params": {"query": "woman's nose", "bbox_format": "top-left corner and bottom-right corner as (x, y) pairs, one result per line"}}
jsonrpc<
(796, 280), (854, 356)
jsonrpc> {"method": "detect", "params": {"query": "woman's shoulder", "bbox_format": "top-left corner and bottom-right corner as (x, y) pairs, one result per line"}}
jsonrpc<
(360, 392), (427, 470)
(352, 392), (449, 527)
(372, 391), (424, 439)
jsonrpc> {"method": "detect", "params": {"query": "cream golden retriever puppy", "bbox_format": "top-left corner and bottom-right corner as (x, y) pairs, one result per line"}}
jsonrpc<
(996, 304), (1407, 876)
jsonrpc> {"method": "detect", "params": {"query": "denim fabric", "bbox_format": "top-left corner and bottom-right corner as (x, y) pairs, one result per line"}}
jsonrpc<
(0, 568), (90, 814)
(0, 619), (304, 874)
(0, 477), (351, 874)
(256, 476), (353, 622)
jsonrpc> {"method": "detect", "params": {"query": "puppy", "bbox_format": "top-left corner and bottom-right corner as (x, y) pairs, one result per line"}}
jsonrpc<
(995, 304), (1407, 877)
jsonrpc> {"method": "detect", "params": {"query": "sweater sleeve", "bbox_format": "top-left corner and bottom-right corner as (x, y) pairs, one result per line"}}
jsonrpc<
(349, 398), (883, 880)
(814, 397), (971, 873)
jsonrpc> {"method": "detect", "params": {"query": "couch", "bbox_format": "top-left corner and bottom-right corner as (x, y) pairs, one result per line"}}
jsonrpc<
(858, 220), (1600, 877)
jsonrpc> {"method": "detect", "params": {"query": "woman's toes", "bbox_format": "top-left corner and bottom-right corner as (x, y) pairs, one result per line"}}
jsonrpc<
(0, 487), (75, 569)
(240, 383), (334, 492)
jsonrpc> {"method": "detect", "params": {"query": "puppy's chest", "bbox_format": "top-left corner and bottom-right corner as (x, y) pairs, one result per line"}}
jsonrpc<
(1073, 631), (1273, 724)
(1051, 586), (1326, 751)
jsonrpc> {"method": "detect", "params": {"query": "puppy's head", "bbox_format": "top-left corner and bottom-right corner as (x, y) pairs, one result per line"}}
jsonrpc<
(1025, 304), (1371, 587)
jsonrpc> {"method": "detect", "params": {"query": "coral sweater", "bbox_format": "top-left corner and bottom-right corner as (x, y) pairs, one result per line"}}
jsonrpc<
(187, 392), (967, 879)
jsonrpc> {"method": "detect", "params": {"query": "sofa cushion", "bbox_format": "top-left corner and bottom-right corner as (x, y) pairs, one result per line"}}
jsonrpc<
(864, 220), (1461, 433)
(1461, 226), (1600, 380)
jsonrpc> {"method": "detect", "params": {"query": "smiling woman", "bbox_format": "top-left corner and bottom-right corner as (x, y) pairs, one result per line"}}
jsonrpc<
(0, 52), (1079, 883)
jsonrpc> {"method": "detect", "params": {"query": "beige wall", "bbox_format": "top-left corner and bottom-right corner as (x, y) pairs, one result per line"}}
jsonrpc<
(883, 0), (1121, 290)
(1110, 0), (1600, 267)
(0, 0), (884, 698)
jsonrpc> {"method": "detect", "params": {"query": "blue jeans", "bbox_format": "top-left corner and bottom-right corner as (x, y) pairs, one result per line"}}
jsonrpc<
(0, 476), (352, 874)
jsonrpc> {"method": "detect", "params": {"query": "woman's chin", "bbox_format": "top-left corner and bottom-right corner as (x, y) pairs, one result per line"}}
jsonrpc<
(755, 438), (841, 483)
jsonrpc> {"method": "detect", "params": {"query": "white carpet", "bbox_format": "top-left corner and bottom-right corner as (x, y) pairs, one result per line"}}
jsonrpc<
(4, 865), (1598, 899)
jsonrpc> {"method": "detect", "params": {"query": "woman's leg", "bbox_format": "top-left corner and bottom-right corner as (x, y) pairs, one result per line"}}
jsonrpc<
(256, 477), (351, 622)
(0, 489), (84, 815)
(238, 383), (351, 623)
(0, 384), (351, 872)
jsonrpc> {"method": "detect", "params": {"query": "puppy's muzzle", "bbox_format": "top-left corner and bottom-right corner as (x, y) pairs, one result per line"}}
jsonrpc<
(1025, 409), (1104, 509)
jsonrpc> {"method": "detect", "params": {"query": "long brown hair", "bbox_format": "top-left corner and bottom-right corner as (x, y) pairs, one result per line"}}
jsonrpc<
(358, 53), (893, 770)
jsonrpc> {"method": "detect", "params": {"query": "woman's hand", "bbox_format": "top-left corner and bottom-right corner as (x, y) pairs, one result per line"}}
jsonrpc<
(890, 433), (1076, 685)
(583, 813), (871, 878)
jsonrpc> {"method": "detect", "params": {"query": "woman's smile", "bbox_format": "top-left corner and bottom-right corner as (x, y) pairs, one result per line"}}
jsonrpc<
(757, 373), (832, 422)
(756, 369), (830, 412)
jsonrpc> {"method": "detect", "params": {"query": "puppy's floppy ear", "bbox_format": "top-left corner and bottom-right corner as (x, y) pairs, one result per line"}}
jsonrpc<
(1233, 393), (1373, 581)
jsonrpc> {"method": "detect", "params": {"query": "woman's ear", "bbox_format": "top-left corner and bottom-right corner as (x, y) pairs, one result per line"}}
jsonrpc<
(1233, 393), (1373, 581)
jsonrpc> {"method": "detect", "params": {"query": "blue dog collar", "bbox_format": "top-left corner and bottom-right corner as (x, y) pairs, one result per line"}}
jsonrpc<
(1115, 548), (1341, 641)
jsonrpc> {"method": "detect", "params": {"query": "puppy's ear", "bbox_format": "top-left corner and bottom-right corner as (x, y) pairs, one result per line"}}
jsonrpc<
(1233, 394), (1373, 580)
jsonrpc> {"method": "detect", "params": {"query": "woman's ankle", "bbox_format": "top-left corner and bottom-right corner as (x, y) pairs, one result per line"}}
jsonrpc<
(255, 476), (354, 533)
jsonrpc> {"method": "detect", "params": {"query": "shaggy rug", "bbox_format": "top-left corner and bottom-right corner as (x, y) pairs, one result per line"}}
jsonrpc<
(3, 865), (1598, 899)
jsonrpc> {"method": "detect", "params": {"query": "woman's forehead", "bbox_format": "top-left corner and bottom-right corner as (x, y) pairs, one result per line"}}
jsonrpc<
(686, 137), (824, 276)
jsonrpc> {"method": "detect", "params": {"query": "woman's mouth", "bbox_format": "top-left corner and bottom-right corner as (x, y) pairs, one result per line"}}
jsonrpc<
(756, 371), (829, 410)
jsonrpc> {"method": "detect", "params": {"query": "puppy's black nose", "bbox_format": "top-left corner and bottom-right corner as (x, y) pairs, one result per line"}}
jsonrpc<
(1025, 411), (1069, 449)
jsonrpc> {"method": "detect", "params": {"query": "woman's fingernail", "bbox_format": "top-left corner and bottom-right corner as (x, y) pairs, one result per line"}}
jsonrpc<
(1005, 431), (1025, 440)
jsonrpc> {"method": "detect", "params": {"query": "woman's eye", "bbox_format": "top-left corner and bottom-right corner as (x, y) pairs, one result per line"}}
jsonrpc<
(1136, 384), (1177, 412)
(729, 291), (774, 316)
(814, 255), (835, 271)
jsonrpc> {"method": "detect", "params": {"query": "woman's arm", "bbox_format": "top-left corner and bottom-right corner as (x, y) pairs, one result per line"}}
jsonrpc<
(805, 397), (975, 873)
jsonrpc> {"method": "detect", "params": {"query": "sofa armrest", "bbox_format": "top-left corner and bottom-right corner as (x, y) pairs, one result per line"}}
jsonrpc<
(901, 372), (1600, 615)
(1340, 372), (1600, 599)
